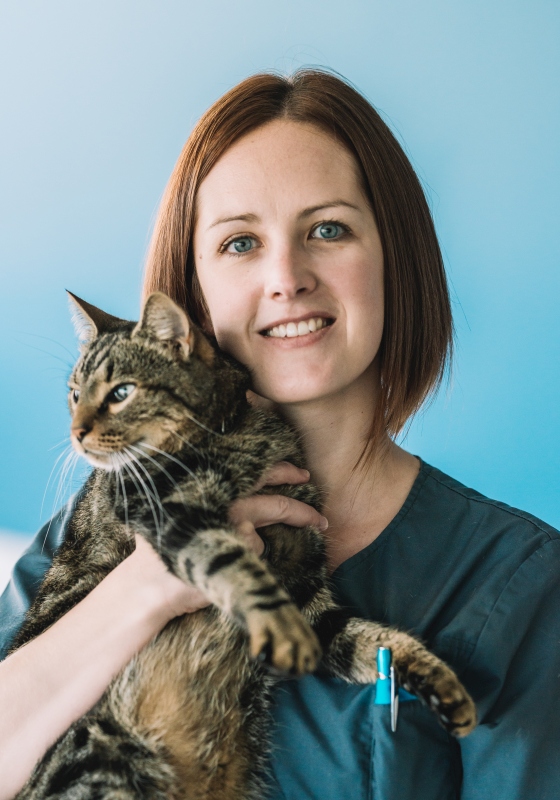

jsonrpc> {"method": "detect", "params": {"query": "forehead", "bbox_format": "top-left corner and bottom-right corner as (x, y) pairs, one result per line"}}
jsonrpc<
(195, 120), (366, 226)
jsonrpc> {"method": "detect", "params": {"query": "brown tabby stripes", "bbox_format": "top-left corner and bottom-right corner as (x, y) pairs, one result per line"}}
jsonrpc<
(11, 292), (476, 800)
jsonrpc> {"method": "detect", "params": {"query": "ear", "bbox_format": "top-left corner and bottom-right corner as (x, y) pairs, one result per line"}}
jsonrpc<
(67, 291), (128, 344)
(133, 292), (194, 357)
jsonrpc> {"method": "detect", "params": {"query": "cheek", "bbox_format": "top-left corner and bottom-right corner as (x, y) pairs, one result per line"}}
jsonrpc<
(208, 298), (251, 363)
(336, 255), (384, 347)
(199, 274), (255, 357)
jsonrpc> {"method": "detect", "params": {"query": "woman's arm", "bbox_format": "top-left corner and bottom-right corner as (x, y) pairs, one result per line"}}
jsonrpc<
(0, 461), (323, 799)
(0, 537), (207, 800)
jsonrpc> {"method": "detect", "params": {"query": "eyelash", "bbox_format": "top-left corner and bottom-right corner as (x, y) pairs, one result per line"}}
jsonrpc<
(218, 219), (352, 257)
(311, 218), (352, 242)
(218, 236), (252, 257)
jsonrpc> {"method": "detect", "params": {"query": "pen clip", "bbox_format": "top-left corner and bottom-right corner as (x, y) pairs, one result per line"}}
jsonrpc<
(390, 664), (399, 733)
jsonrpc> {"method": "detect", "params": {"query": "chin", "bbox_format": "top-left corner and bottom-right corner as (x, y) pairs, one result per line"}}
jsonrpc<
(255, 379), (337, 406)
(254, 361), (376, 407)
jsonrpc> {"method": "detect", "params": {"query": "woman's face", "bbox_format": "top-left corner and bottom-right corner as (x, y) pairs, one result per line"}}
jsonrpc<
(193, 120), (384, 406)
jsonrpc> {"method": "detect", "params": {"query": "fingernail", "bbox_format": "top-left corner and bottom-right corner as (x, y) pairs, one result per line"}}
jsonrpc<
(302, 469), (311, 479)
(319, 516), (329, 531)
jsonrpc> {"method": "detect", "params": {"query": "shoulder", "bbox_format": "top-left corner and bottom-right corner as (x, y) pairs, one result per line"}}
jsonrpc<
(423, 461), (560, 618)
(414, 463), (560, 691)
(333, 460), (560, 647)
(418, 458), (560, 589)
(416, 461), (560, 600)
(422, 461), (559, 544)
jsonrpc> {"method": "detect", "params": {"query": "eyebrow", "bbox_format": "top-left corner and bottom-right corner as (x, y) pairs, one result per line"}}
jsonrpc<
(207, 200), (361, 231)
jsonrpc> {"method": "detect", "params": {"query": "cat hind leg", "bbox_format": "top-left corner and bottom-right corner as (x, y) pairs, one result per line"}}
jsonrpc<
(16, 714), (175, 800)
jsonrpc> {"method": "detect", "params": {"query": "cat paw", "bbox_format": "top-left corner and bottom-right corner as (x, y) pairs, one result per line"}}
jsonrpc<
(399, 661), (477, 737)
(247, 603), (322, 676)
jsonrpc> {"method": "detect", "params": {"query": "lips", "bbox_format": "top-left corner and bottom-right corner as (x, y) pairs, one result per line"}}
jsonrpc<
(260, 314), (335, 338)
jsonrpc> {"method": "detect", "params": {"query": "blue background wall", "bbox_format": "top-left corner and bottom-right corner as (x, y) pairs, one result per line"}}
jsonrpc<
(1, 0), (559, 545)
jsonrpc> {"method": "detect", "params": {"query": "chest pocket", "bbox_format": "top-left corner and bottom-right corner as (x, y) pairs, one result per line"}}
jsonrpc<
(370, 698), (462, 800)
(266, 675), (462, 800)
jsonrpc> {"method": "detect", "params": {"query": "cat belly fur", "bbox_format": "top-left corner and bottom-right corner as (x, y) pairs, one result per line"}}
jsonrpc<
(11, 480), (273, 800)
(107, 610), (271, 799)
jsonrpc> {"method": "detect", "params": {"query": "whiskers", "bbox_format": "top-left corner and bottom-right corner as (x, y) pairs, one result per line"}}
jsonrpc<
(120, 445), (189, 554)
(41, 432), (206, 558)
(170, 430), (204, 458)
(40, 441), (81, 554)
(122, 440), (212, 553)
(111, 451), (130, 538)
(132, 441), (204, 491)
(183, 411), (225, 440)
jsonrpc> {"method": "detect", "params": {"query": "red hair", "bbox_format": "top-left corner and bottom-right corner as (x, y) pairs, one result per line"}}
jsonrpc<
(143, 69), (453, 444)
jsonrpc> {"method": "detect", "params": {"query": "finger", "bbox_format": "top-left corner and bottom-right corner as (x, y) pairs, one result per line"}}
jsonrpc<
(230, 494), (328, 531)
(235, 521), (265, 557)
(255, 461), (310, 490)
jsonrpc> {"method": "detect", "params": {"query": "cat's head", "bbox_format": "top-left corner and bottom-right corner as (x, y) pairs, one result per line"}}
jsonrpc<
(67, 291), (250, 470)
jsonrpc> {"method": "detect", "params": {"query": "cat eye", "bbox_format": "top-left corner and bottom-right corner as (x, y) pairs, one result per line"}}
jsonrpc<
(107, 383), (136, 403)
(71, 389), (80, 403)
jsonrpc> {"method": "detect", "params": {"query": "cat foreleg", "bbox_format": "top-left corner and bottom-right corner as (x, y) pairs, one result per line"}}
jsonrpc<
(138, 507), (322, 677)
(316, 611), (476, 737)
(180, 528), (322, 675)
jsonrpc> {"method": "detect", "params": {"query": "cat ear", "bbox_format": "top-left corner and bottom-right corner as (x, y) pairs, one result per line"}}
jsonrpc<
(134, 292), (194, 357)
(67, 291), (128, 344)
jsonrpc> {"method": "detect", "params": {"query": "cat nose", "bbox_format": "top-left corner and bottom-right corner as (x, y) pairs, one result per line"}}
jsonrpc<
(72, 425), (91, 443)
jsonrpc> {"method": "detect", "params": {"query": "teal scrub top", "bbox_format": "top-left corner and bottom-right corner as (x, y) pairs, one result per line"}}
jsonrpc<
(2, 461), (560, 799)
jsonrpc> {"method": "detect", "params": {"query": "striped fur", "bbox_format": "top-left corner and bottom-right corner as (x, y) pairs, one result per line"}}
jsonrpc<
(12, 293), (476, 799)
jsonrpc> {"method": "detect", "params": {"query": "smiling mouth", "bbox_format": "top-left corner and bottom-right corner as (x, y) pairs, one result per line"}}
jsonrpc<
(262, 317), (335, 338)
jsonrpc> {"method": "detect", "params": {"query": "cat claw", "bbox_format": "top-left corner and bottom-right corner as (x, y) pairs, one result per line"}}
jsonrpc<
(403, 668), (477, 737)
(247, 604), (322, 676)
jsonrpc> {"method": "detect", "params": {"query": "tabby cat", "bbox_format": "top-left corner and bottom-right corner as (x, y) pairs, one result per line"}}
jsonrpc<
(11, 291), (476, 800)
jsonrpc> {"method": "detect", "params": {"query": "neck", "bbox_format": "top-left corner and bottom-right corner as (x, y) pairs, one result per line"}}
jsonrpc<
(276, 367), (420, 572)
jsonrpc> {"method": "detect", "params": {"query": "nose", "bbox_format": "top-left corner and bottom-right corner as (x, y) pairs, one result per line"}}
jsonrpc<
(72, 425), (91, 443)
(264, 245), (317, 301)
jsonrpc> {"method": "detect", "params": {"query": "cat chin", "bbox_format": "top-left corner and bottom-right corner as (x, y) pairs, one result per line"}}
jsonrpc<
(81, 451), (122, 472)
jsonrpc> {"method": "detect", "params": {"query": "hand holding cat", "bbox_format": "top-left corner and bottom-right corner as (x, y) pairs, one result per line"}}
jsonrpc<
(228, 460), (329, 537)
(130, 461), (328, 620)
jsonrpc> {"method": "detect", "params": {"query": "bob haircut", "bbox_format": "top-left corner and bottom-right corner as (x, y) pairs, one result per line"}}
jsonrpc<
(143, 68), (453, 446)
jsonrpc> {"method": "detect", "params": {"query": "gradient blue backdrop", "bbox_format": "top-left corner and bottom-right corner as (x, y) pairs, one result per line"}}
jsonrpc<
(1, 0), (558, 541)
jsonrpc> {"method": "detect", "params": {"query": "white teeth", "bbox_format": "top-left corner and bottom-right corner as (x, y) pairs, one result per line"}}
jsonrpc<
(266, 317), (330, 338)
(286, 322), (298, 337)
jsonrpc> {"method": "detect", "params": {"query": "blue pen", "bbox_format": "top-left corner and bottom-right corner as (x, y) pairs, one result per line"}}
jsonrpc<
(375, 647), (398, 731)
(375, 648), (418, 732)
(375, 647), (392, 704)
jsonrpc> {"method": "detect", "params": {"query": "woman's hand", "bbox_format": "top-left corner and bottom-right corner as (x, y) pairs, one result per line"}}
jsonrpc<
(131, 461), (328, 621)
(228, 460), (329, 552)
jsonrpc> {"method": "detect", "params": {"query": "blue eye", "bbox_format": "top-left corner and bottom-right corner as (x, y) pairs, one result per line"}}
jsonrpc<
(226, 236), (255, 254)
(312, 222), (346, 240)
(108, 384), (136, 403)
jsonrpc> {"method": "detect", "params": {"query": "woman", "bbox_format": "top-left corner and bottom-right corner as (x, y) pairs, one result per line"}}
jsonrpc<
(1, 69), (559, 799)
